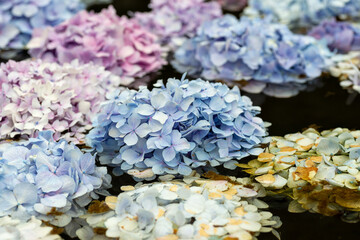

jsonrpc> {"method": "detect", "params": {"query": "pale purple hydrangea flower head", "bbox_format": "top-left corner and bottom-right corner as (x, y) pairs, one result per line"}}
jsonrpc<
(28, 6), (166, 81)
(134, 0), (222, 50)
(172, 15), (333, 97)
(0, 0), (84, 53)
(0, 59), (124, 143)
(309, 19), (360, 54)
(86, 74), (268, 180)
(0, 131), (111, 228)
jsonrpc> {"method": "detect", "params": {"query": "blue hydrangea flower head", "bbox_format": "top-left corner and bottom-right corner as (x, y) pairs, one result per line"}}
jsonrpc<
(172, 15), (332, 97)
(245, 0), (360, 29)
(0, 0), (84, 53)
(87, 74), (269, 180)
(0, 131), (111, 228)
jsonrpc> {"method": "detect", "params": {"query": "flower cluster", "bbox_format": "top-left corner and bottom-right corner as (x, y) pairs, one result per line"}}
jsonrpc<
(134, 0), (222, 50)
(0, 59), (123, 143)
(329, 53), (360, 93)
(28, 6), (166, 81)
(0, 0), (84, 52)
(245, 0), (360, 29)
(76, 174), (281, 240)
(87, 75), (268, 179)
(217, 0), (248, 12)
(172, 15), (332, 97)
(0, 131), (111, 228)
(0, 216), (61, 240)
(238, 127), (360, 217)
(308, 19), (360, 53)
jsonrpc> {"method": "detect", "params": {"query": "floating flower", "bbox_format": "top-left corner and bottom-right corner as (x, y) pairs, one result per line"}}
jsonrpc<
(309, 19), (360, 53)
(87, 74), (268, 179)
(237, 127), (360, 218)
(76, 173), (281, 240)
(0, 131), (111, 229)
(328, 52), (360, 93)
(0, 59), (123, 143)
(28, 6), (166, 82)
(172, 15), (332, 97)
(0, 216), (62, 240)
(245, 0), (360, 29)
(134, 0), (222, 50)
(217, 0), (248, 12)
(0, 0), (84, 54)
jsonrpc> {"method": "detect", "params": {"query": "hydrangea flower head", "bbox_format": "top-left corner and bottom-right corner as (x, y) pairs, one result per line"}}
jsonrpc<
(329, 53), (360, 93)
(134, 0), (222, 50)
(0, 59), (123, 143)
(0, 0), (84, 52)
(0, 216), (61, 240)
(309, 19), (360, 53)
(245, 0), (360, 29)
(28, 6), (166, 81)
(218, 0), (248, 12)
(172, 15), (332, 97)
(238, 127), (360, 217)
(76, 175), (281, 240)
(0, 131), (111, 228)
(87, 74), (268, 179)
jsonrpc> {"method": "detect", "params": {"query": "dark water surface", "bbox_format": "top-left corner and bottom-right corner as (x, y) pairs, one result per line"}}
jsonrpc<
(6, 0), (360, 239)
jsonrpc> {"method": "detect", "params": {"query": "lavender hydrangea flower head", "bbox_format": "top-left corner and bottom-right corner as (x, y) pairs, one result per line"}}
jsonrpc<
(28, 6), (166, 81)
(0, 216), (62, 240)
(0, 59), (123, 143)
(134, 0), (222, 50)
(218, 0), (248, 12)
(245, 0), (360, 29)
(87, 74), (268, 179)
(0, 0), (84, 53)
(0, 131), (111, 228)
(308, 19), (360, 54)
(172, 15), (332, 97)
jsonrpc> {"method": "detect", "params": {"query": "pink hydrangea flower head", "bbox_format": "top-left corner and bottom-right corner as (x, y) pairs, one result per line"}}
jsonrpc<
(0, 59), (123, 143)
(28, 6), (166, 83)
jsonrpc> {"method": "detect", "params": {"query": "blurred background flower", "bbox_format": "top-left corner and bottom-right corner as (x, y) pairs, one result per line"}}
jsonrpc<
(309, 19), (360, 54)
(244, 0), (360, 30)
(28, 6), (166, 82)
(133, 0), (222, 51)
(0, 59), (123, 143)
(0, 0), (84, 58)
(87, 74), (268, 179)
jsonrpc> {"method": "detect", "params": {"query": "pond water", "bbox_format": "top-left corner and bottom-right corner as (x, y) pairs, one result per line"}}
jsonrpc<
(4, 1), (360, 239)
